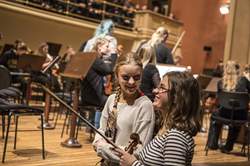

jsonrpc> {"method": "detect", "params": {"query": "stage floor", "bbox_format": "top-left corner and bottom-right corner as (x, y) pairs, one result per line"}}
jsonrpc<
(0, 113), (249, 166)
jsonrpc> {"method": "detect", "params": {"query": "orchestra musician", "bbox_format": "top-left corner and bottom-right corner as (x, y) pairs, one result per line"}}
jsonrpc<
(93, 52), (155, 166)
(207, 61), (250, 153)
(79, 19), (117, 54)
(135, 27), (174, 65)
(80, 38), (117, 129)
(0, 40), (29, 71)
(36, 42), (62, 91)
(80, 19), (118, 130)
(0, 40), (30, 98)
(138, 45), (160, 102)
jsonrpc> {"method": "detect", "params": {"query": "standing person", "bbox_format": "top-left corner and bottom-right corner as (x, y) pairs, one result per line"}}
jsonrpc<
(81, 38), (117, 129)
(79, 19), (117, 55)
(135, 27), (174, 64)
(93, 52), (155, 165)
(116, 71), (202, 166)
(139, 46), (160, 101)
(207, 61), (250, 153)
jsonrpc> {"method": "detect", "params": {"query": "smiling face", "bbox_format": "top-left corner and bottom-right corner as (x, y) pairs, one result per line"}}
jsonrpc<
(153, 76), (170, 111)
(117, 64), (142, 97)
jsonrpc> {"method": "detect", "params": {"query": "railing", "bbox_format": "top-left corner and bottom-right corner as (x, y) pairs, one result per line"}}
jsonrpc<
(7, 0), (136, 31)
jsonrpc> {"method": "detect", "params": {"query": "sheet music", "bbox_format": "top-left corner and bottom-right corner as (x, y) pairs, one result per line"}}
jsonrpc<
(156, 64), (187, 79)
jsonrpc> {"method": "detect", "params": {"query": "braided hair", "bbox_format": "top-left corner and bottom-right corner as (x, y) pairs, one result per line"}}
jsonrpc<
(105, 52), (143, 141)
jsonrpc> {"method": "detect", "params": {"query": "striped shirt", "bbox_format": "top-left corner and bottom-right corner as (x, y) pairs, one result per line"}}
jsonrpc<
(132, 128), (195, 166)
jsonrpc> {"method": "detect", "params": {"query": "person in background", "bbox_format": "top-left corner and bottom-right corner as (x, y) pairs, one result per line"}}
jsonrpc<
(81, 38), (117, 129)
(80, 19), (117, 55)
(93, 52), (155, 166)
(207, 61), (250, 153)
(135, 27), (174, 65)
(34, 42), (60, 92)
(213, 59), (224, 77)
(0, 40), (28, 71)
(243, 64), (250, 81)
(139, 46), (160, 101)
(0, 40), (29, 98)
(117, 44), (124, 57)
(116, 71), (201, 166)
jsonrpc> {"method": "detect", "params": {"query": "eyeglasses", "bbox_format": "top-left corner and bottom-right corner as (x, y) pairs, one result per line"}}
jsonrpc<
(156, 86), (171, 94)
(121, 74), (141, 82)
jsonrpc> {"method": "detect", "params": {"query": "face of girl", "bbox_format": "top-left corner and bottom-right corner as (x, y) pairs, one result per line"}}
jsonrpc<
(117, 64), (142, 96)
(98, 42), (109, 55)
(153, 76), (170, 111)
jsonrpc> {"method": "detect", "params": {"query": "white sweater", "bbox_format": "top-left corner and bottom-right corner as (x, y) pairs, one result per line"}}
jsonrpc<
(94, 94), (155, 147)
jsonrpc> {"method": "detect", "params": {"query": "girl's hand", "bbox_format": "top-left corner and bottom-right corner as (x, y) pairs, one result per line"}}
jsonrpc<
(115, 148), (137, 166)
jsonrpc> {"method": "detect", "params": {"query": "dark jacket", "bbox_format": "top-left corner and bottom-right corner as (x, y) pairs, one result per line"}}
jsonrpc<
(217, 76), (250, 120)
(81, 54), (117, 108)
(0, 49), (18, 71)
(140, 64), (160, 101)
(155, 43), (174, 64)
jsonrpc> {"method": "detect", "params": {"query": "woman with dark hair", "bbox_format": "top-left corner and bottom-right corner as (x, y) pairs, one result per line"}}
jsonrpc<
(115, 71), (202, 166)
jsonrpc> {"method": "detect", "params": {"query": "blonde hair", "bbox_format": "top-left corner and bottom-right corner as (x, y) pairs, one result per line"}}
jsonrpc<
(106, 52), (143, 141)
(138, 46), (157, 68)
(147, 26), (168, 47)
(37, 42), (48, 56)
(222, 61), (240, 91)
(91, 37), (109, 52)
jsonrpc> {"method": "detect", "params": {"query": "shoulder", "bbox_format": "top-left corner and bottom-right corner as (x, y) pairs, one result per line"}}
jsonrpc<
(163, 129), (194, 147)
(134, 96), (154, 118)
(145, 64), (158, 72)
(135, 96), (153, 107)
(107, 94), (116, 103)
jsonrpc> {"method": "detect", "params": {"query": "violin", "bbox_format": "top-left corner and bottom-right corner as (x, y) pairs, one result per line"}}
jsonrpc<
(104, 74), (113, 95)
(125, 133), (142, 154)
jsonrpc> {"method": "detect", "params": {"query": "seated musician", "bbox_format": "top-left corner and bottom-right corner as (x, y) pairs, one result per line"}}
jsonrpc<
(33, 42), (60, 92)
(0, 40), (29, 97)
(80, 38), (117, 129)
(116, 71), (201, 166)
(207, 61), (250, 153)
(93, 53), (155, 166)
(0, 40), (28, 71)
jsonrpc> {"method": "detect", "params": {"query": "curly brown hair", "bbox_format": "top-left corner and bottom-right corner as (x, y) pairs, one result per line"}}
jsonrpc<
(159, 71), (202, 136)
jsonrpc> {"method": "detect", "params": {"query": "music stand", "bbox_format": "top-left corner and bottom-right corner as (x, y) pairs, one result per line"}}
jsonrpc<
(204, 77), (221, 94)
(196, 74), (213, 90)
(47, 42), (62, 57)
(156, 64), (187, 79)
(60, 52), (97, 148)
(60, 52), (97, 79)
(17, 54), (46, 72)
